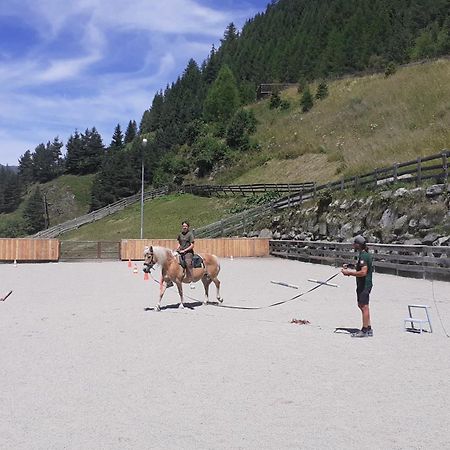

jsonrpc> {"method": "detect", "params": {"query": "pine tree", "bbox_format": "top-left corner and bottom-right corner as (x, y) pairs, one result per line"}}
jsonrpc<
(124, 120), (138, 144)
(65, 131), (83, 174)
(23, 186), (46, 234)
(110, 124), (124, 151)
(203, 65), (240, 123)
(80, 128), (105, 174)
(18, 150), (34, 185)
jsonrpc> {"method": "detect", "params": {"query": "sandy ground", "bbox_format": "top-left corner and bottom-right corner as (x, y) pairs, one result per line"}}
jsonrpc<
(1, 257), (450, 450)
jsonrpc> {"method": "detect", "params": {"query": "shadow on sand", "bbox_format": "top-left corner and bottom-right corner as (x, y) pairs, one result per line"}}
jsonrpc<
(334, 327), (360, 334)
(144, 300), (217, 311)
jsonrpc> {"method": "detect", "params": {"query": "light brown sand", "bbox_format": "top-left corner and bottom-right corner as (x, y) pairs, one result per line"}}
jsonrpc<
(0, 258), (449, 450)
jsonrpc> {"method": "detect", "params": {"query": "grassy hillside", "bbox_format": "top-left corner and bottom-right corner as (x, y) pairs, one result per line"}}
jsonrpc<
(60, 193), (241, 241)
(218, 58), (450, 184)
(0, 174), (94, 237)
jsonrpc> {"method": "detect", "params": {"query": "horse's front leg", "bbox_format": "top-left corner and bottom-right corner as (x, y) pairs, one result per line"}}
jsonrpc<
(175, 281), (185, 308)
(156, 276), (167, 311)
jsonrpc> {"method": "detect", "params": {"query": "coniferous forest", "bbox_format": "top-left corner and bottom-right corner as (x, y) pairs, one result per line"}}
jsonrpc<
(2, 0), (449, 235)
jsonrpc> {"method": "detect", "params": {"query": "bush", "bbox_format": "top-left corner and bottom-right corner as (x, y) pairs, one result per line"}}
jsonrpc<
(316, 82), (329, 99)
(226, 109), (257, 150)
(300, 86), (314, 112)
(269, 91), (282, 109)
(384, 62), (397, 78)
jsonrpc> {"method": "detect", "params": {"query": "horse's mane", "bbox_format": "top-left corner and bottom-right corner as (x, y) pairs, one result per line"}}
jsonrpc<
(152, 246), (173, 265)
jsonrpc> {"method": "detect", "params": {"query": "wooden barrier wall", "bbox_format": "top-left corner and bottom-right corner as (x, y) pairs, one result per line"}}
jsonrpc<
(0, 239), (59, 261)
(121, 238), (270, 260)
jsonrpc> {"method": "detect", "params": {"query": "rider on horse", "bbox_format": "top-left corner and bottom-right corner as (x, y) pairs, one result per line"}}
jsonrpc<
(176, 221), (195, 282)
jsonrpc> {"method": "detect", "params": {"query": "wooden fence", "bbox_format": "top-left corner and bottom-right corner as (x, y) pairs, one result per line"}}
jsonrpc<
(183, 182), (315, 197)
(195, 149), (450, 237)
(0, 239), (59, 261)
(270, 240), (450, 281)
(34, 186), (168, 238)
(121, 238), (270, 260)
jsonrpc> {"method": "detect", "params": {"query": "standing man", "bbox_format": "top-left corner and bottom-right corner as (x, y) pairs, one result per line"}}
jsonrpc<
(341, 235), (373, 337)
(176, 221), (195, 282)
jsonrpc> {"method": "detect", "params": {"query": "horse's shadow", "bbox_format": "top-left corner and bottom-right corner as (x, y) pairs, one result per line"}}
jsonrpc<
(144, 301), (204, 311)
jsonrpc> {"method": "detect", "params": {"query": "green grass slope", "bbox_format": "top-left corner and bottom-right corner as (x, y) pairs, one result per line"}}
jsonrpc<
(60, 193), (240, 241)
(220, 58), (450, 184)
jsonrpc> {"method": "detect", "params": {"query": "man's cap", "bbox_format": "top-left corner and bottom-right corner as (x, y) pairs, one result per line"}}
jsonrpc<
(353, 235), (366, 245)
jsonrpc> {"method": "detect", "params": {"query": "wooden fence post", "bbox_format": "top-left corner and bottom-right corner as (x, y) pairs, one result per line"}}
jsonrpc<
(374, 168), (378, 188)
(416, 157), (422, 186)
(340, 178), (344, 191)
(443, 151), (448, 189)
(393, 163), (398, 183)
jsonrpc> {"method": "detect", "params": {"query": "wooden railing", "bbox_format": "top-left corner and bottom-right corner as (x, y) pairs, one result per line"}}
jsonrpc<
(29, 149), (449, 240)
(270, 240), (450, 281)
(271, 149), (449, 210)
(121, 238), (270, 260)
(195, 149), (450, 237)
(34, 186), (168, 238)
(0, 238), (59, 261)
(182, 182), (315, 197)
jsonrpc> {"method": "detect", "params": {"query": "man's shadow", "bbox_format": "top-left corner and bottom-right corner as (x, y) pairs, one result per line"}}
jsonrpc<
(334, 327), (361, 334)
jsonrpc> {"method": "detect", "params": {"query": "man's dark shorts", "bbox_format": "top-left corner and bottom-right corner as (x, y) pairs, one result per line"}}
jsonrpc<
(356, 286), (372, 305)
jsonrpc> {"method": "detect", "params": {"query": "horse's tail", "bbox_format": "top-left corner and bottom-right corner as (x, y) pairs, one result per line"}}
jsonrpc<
(212, 254), (220, 274)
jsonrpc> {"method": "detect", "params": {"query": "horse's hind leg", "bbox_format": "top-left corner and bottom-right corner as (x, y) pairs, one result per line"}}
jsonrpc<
(212, 277), (223, 303)
(201, 276), (212, 305)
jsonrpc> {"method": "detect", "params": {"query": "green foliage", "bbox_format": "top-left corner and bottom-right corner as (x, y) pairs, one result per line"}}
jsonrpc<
(384, 62), (397, 78)
(23, 186), (46, 234)
(300, 86), (314, 112)
(280, 100), (291, 110)
(0, 166), (22, 213)
(192, 135), (229, 177)
(203, 65), (240, 123)
(316, 82), (329, 100)
(410, 20), (450, 60)
(110, 123), (124, 151)
(269, 91), (282, 109)
(229, 191), (282, 213)
(226, 109), (257, 150)
(124, 120), (138, 144)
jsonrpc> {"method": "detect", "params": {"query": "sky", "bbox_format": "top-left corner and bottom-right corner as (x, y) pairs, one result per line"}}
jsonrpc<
(0, 0), (269, 166)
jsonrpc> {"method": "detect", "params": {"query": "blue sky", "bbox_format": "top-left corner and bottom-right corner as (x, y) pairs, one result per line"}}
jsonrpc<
(0, 0), (268, 166)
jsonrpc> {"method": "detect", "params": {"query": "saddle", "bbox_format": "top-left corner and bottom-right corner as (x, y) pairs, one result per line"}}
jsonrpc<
(177, 253), (204, 269)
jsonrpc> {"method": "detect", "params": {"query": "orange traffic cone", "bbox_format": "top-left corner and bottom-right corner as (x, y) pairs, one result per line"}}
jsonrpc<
(144, 271), (149, 281)
(128, 258), (132, 268)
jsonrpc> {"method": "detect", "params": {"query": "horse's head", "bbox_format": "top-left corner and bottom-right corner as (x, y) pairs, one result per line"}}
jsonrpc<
(143, 246), (156, 272)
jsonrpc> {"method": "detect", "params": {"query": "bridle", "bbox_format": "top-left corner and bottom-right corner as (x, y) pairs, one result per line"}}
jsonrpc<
(143, 246), (156, 272)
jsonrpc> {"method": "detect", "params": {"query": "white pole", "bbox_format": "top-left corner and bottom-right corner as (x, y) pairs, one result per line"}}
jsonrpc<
(140, 138), (148, 240)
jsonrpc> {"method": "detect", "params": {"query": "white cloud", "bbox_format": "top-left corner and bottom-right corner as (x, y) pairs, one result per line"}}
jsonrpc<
(0, 0), (261, 165)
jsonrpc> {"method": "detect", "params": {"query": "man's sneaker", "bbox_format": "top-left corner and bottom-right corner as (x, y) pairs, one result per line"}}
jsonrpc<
(366, 328), (373, 337)
(351, 329), (369, 338)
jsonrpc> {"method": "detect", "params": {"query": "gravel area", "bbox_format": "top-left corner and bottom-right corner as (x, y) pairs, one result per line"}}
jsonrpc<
(1, 257), (449, 450)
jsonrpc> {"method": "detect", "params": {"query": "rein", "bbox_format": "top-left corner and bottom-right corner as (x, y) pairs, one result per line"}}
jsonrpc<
(147, 266), (340, 311)
(211, 272), (340, 310)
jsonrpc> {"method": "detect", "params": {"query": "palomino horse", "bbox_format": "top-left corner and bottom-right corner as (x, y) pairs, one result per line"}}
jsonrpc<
(143, 246), (223, 311)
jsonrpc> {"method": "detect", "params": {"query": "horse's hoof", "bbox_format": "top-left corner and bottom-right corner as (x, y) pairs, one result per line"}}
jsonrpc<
(218, 297), (224, 303)
(155, 305), (161, 312)
(179, 303), (184, 309)
(203, 301), (208, 305)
